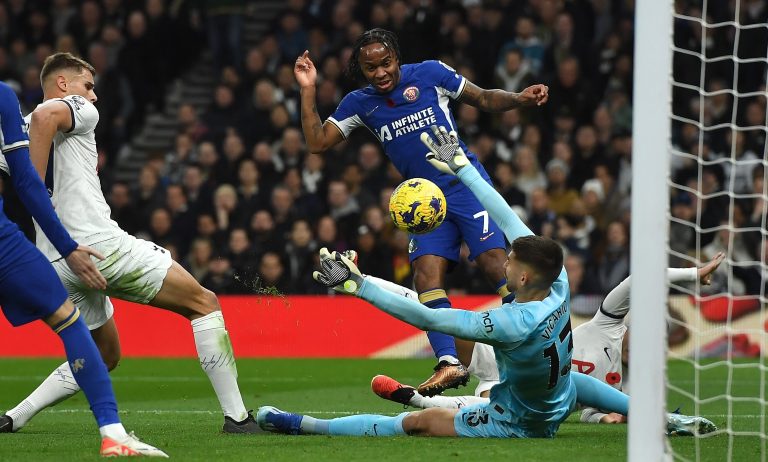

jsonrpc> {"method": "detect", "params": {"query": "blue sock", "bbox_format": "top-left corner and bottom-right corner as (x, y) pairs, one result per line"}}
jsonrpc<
(419, 289), (457, 359)
(496, 279), (515, 304)
(572, 371), (629, 415)
(301, 413), (408, 436)
(55, 310), (120, 427)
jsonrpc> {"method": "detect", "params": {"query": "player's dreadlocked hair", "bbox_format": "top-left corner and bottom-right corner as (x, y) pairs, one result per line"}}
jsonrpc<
(346, 28), (401, 81)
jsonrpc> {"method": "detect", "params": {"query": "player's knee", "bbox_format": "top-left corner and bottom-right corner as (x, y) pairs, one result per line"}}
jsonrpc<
(187, 287), (220, 318)
(101, 350), (121, 371)
(402, 411), (427, 435)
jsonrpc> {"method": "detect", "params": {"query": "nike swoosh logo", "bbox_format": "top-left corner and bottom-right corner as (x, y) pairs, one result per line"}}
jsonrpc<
(373, 423), (378, 435)
(480, 232), (495, 241)
(365, 105), (379, 117)
(603, 347), (611, 360)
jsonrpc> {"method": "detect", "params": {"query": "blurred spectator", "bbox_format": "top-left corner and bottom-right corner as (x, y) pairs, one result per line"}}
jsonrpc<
(256, 251), (290, 294)
(593, 221), (630, 294)
(108, 181), (140, 235)
(90, 42), (133, 157)
(185, 237), (213, 283)
(513, 145), (546, 197)
(202, 255), (236, 294)
(250, 209), (282, 257)
(204, 0), (244, 70)
(545, 158), (578, 215)
(493, 162), (526, 209)
(227, 227), (257, 276)
(284, 219), (318, 293)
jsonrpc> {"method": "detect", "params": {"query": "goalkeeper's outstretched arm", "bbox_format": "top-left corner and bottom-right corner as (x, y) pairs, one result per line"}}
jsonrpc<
(420, 125), (533, 243)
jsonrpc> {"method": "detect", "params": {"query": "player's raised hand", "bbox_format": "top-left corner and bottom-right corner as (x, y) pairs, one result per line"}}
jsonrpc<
(421, 125), (469, 175)
(517, 84), (549, 106)
(294, 50), (317, 88)
(698, 251), (726, 285)
(313, 247), (364, 295)
(64, 244), (107, 290)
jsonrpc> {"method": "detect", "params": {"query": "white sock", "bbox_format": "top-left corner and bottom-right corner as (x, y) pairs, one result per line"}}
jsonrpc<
(191, 311), (247, 421)
(6, 362), (80, 430)
(410, 392), (489, 409)
(438, 355), (460, 365)
(99, 422), (129, 440)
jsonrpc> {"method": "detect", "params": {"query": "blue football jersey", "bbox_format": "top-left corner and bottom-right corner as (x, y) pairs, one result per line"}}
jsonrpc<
(327, 60), (492, 191)
(0, 82), (30, 239)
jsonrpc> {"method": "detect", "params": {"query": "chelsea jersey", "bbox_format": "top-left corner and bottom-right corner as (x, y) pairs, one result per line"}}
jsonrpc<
(327, 60), (492, 192)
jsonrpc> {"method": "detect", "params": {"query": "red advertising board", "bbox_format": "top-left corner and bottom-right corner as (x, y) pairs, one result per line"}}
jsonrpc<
(0, 295), (498, 358)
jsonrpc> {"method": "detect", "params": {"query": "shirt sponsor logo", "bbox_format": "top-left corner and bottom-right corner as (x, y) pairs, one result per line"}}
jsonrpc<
(402, 86), (419, 102)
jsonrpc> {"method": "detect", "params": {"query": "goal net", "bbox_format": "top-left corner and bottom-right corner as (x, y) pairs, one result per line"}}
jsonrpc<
(632, 1), (767, 461)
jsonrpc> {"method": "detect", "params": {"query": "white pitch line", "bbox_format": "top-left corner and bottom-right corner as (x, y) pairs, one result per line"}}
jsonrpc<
(39, 410), (767, 418)
(0, 376), (311, 383)
(43, 409), (402, 416)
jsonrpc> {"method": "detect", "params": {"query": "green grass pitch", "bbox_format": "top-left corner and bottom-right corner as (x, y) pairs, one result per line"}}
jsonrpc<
(0, 358), (763, 461)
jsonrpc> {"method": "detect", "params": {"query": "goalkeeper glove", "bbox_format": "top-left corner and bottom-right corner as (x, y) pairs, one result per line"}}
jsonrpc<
(312, 247), (364, 296)
(420, 125), (469, 176)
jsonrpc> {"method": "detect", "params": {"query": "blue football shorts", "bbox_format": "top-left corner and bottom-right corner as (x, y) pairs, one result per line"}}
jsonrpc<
(408, 181), (506, 263)
(0, 229), (67, 326)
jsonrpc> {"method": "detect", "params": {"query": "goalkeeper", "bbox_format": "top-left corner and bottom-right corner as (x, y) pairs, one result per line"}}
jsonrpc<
(367, 254), (722, 431)
(255, 126), (631, 438)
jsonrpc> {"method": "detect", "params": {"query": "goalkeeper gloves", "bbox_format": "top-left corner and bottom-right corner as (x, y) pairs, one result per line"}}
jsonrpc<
(312, 247), (364, 296)
(420, 125), (469, 176)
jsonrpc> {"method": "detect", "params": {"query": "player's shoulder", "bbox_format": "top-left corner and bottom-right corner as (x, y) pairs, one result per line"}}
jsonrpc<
(60, 94), (94, 111)
(412, 60), (458, 76)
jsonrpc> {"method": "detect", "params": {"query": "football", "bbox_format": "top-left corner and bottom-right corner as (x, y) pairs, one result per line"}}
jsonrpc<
(389, 178), (447, 234)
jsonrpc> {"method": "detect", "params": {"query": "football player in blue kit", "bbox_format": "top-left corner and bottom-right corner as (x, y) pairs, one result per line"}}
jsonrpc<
(253, 126), (632, 439)
(0, 81), (165, 456)
(294, 28), (549, 396)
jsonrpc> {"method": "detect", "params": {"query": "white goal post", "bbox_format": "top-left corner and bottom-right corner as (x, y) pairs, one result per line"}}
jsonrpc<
(629, 0), (674, 461)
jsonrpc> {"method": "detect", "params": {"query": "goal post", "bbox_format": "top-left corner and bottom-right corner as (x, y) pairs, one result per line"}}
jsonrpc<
(629, 0), (674, 461)
(632, 1), (768, 461)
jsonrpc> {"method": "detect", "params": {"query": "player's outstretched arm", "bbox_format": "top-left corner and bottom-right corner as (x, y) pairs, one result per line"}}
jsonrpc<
(600, 252), (727, 320)
(294, 50), (344, 154)
(421, 126), (533, 242)
(313, 248), (513, 345)
(458, 81), (549, 112)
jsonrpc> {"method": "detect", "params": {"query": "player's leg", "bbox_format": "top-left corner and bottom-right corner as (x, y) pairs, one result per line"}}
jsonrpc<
(256, 405), (412, 436)
(372, 374), (489, 409)
(3, 293), (119, 431)
(571, 372), (717, 435)
(0, 244), (165, 455)
(148, 260), (253, 431)
(94, 234), (253, 432)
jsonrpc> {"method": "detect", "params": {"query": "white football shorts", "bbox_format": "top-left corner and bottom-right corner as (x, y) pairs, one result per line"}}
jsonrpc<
(52, 233), (173, 330)
(467, 341), (500, 396)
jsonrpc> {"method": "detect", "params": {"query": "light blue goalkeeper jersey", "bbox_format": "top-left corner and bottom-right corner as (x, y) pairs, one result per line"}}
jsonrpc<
(358, 163), (576, 437)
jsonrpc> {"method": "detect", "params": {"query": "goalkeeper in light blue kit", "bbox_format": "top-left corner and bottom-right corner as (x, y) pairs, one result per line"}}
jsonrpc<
(256, 126), (630, 438)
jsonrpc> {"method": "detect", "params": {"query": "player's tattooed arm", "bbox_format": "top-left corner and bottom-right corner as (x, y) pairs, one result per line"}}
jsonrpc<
(459, 81), (549, 112)
(295, 50), (344, 153)
(28, 101), (73, 180)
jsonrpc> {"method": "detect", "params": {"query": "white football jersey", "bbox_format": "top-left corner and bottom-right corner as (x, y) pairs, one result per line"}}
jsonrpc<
(29, 95), (125, 261)
(574, 267), (698, 422)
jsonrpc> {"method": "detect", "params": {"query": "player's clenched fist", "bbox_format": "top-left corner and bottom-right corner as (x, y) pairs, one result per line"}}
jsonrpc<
(294, 50), (317, 88)
(517, 84), (549, 106)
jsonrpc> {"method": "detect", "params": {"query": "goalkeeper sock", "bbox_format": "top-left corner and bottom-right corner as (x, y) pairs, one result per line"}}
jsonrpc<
(192, 311), (248, 421)
(572, 371), (629, 415)
(55, 311), (120, 428)
(419, 289), (458, 361)
(6, 361), (80, 430)
(410, 392), (488, 409)
(300, 413), (408, 436)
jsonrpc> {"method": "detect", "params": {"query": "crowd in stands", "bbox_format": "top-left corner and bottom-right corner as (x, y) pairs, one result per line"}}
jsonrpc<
(2, 0), (766, 300)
